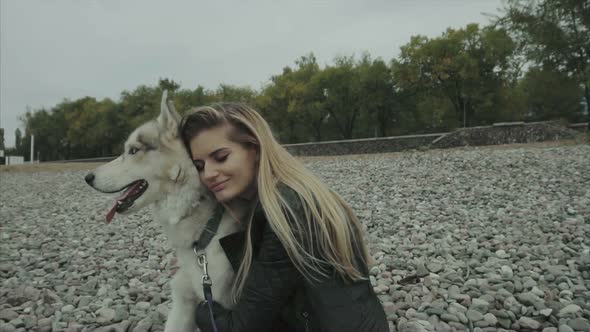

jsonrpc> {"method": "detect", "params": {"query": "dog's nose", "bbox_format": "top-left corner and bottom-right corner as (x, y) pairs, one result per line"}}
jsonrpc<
(85, 173), (95, 185)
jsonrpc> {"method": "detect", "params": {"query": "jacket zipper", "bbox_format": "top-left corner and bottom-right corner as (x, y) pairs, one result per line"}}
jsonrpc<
(302, 311), (310, 332)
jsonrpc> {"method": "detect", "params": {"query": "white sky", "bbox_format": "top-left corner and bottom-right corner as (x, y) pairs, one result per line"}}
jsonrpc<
(0, 0), (503, 148)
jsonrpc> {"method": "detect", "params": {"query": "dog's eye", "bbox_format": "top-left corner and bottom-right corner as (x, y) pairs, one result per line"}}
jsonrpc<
(129, 147), (140, 155)
(216, 154), (228, 162)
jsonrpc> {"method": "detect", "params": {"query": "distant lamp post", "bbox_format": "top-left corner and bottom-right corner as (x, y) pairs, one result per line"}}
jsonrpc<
(30, 135), (34, 163)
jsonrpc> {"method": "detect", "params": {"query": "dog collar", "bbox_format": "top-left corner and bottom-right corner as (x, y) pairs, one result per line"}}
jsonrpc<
(192, 203), (225, 252)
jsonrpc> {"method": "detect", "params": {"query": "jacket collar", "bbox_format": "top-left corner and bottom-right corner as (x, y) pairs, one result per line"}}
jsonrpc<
(218, 200), (266, 272)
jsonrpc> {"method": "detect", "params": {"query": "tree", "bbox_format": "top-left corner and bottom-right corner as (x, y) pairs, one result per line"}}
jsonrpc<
(318, 56), (362, 139)
(392, 24), (517, 129)
(173, 86), (216, 114)
(498, 0), (590, 126)
(214, 84), (258, 103)
(280, 54), (328, 141)
(0, 128), (4, 150)
(120, 85), (163, 128)
(355, 54), (397, 137)
(257, 66), (303, 143)
(519, 67), (585, 122)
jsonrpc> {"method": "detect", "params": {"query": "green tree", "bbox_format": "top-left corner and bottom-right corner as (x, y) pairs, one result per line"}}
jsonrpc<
(318, 56), (362, 139)
(173, 86), (216, 114)
(519, 67), (584, 122)
(119, 85), (163, 128)
(257, 66), (303, 143)
(278, 54), (328, 142)
(499, 0), (590, 126)
(214, 84), (258, 103)
(355, 54), (397, 137)
(392, 24), (517, 129)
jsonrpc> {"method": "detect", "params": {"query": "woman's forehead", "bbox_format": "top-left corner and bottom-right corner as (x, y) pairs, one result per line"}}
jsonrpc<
(190, 125), (233, 158)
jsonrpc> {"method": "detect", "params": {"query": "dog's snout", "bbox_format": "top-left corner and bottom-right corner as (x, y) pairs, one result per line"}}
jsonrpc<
(85, 173), (95, 185)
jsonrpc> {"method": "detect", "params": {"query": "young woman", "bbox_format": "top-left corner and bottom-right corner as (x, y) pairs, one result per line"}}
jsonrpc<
(179, 102), (388, 332)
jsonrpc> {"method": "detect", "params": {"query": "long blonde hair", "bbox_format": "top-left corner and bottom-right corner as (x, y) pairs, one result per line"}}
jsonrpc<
(179, 102), (370, 302)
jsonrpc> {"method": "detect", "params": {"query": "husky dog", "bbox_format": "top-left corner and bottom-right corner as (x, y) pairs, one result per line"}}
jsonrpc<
(85, 91), (245, 332)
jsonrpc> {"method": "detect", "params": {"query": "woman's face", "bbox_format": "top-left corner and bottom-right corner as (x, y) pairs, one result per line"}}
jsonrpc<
(189, 124), (258, 202)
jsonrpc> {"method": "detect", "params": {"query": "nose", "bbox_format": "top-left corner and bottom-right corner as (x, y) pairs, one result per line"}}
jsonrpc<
(202, 165), (219, 183)
(85, 173), (95, 185)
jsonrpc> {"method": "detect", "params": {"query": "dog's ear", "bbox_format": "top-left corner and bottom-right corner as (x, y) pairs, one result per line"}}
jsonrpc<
(157, 90), (181, 134)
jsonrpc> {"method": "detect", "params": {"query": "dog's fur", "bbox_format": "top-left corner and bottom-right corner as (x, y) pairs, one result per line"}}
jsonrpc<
(86, 91), (245, 332)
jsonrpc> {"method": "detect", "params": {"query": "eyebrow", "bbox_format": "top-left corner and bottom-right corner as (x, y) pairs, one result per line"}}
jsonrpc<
(192, 147), (229, 161)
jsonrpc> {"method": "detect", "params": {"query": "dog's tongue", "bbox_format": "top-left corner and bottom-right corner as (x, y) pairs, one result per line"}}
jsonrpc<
(105, 182), (142, 223)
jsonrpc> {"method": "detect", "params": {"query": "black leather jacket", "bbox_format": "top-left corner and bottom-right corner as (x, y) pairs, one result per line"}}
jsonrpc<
(195, 185), (388, 332)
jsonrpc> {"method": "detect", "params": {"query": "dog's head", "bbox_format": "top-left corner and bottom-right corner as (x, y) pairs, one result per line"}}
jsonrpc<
(85, 90), (202, 223)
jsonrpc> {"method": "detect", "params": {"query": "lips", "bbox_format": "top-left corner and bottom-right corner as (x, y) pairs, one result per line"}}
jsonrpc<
(209, 180), (228, 192)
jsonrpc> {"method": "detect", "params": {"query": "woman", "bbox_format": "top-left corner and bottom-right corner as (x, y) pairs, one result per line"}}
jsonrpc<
(179, 102), (388, 332)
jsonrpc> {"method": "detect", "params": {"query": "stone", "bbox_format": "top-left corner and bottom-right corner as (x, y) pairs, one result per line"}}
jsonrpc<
(61, 304), (75, 313)
(441, 313), (460, 323)
(427, 261), (443, 273)
(78, 295), (92, 308)
(567, 318), (590, 332)
(425, 307), (446, 316)
(0, 309), (18, 321)
(0, 323), (16, 332)
(483, 313), (497, 325)
(434, 320), (452, 332)
(136, 301), (151, 310)
(558, 304), (582, 317)
(96, 307), (116, 324)
(466, 309), (484, 322)
(495, 250), (510, 259)
(416, 261), (429, 277)
(517, 292), (545, 310)
(405, 308), (417, 319)
(500, 266), (513, 279)
(519, 317), (541, 330)
(540, 308), (553, 317)
(470, 298), (490, 314)
(37, 318), (52, 327)
(370, 266), (380, 276)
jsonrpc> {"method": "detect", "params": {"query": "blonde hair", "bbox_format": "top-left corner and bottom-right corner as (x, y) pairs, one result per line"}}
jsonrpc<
(179, 102), (370, 302)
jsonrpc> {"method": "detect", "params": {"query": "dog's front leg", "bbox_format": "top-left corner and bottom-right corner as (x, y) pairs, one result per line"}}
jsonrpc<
(165, 271), (200, 332)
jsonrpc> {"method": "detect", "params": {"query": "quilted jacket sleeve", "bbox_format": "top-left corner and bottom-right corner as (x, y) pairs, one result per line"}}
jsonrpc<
(195, 200), (304, 332)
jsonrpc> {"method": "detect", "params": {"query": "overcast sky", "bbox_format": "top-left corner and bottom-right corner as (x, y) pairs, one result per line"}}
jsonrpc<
(0, 0), (502, 148)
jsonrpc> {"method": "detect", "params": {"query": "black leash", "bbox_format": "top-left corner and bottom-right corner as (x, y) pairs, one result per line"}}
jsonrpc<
(193, 203), (224, 332)
(193, 203), (225, 251)
(196, 253), (218, 332)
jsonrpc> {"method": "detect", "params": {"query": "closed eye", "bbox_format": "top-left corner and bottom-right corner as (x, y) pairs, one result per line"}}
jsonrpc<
(216, 154), (228, 162)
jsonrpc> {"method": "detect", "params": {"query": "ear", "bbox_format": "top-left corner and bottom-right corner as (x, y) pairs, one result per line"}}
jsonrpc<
(157, 90), (181, 135)
(168, 164), (187, 184)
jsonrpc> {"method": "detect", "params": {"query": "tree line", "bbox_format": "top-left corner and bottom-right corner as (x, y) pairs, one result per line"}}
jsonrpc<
(4, 0), (588, 161)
